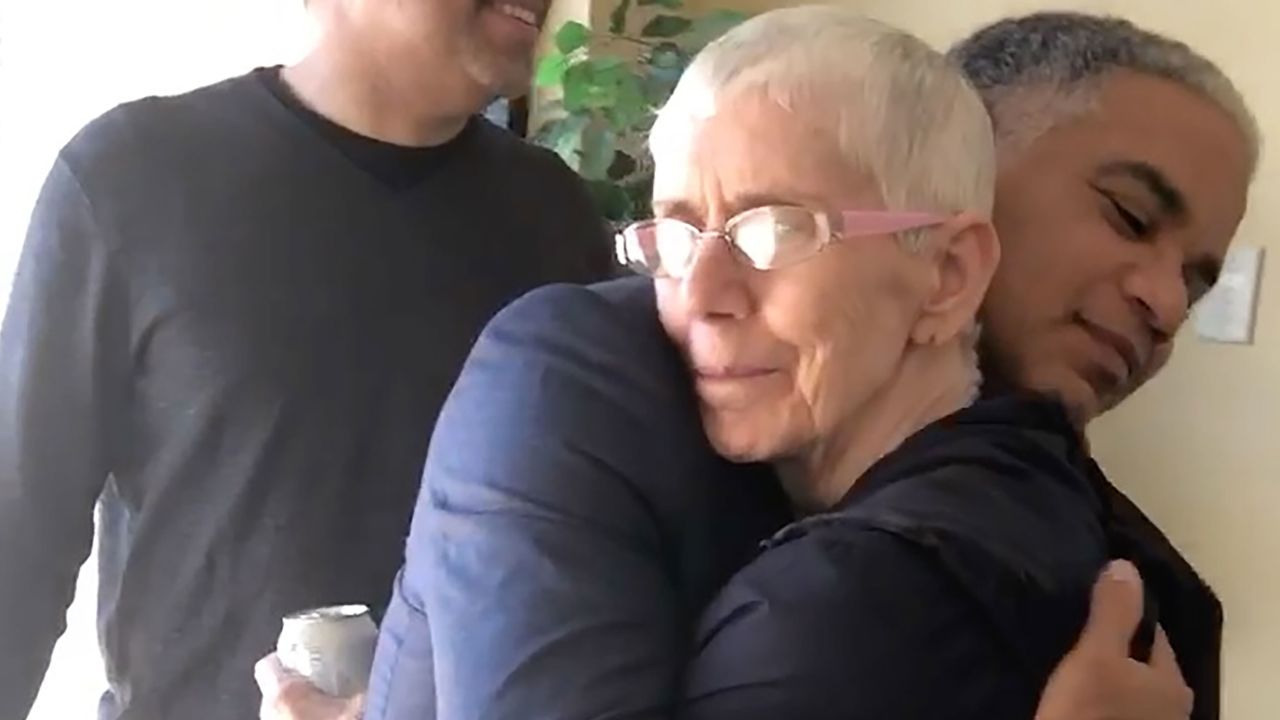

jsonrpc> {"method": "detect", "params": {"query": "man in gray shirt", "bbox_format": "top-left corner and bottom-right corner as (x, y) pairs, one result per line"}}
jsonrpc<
(0, 0), (610, 718)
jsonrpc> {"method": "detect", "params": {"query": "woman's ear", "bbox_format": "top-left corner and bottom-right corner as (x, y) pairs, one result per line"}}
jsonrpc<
(910, 213), (1000, 345)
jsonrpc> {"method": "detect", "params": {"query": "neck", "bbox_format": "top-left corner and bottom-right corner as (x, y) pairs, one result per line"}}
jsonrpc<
(284, 9), (488, 147)
(777, 341), (981, 514)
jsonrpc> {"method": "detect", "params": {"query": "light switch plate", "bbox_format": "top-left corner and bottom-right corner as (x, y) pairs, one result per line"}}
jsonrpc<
(1195, 244), (1265, 344)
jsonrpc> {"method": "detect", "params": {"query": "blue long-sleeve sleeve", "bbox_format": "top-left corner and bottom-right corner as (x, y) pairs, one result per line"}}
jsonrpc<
(366, 279), (788, 720)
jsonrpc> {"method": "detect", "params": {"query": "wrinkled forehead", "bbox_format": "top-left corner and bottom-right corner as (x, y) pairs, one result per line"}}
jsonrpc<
(651, 90), (877, 215)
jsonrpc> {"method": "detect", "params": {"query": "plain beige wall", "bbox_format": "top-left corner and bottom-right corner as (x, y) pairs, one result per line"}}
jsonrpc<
(568, 0), (1279, 715)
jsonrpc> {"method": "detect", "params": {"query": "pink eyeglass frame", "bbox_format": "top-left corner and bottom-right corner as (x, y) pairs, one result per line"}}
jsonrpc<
(614, 206), (952, 275)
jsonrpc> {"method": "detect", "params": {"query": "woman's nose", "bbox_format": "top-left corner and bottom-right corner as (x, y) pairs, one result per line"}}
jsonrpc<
(680, 233), (752, 320)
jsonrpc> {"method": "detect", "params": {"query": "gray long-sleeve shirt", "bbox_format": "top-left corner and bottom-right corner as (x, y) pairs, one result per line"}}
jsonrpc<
(0, 68), (610, 720)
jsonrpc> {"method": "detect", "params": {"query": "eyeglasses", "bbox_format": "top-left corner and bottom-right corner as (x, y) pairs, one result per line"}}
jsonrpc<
(615, 205), (949, 278)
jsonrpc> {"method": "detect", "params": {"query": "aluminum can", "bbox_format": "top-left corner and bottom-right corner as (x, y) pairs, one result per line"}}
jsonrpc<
(276, 604), (378, 697)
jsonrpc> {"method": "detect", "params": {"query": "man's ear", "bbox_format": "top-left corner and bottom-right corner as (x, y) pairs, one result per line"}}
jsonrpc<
(910, 213), (1000, 345)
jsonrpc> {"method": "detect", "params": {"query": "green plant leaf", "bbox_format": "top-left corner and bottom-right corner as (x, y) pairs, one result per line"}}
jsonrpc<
(587, 56), (627, 73)
(533, 52), (568, 88)
(554, 21), (592, 54)
(638, 0), (683, 8)
(622, 174), (655, 220)
(641, 42), (684, 106)
(641, 63), (680, 106)
(607, 150), (638, 180)
(648, 42), (683, 69)
(579, 121), (618, 180)
(686, 9), (749, 48)
(610, 73), (649, 130)
(562, 56), (635, 112)
(532, 114), (588, 170)
(560, 61), (595, 112)
(537, 99), (567, 119)
(609, 0), (632, 35)
(641, 14), (693, 38)
(587, 180), (634, 222)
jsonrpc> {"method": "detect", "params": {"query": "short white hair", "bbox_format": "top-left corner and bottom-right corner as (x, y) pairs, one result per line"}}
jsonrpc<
(649, 5), (996, 223)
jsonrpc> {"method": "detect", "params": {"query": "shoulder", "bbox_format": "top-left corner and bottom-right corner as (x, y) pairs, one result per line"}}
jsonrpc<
(432, 276), (703, 487)
(461, 121), (612, 279)
(830, 396), (1110, 584)
(420, 277), (752, 579)
(477, 278), (666, 376)
(736, 402), (1108, 668)
(464, 120), (592, 204)
(692, 484), (1093, 709)
(694, 525), (928, 666)
(488, 274), (651, 327)
(702, 525), (943, 626)
(53, 74), (268, 251)
(469, 120), (579, 181)
(61, 73), (262, 182)
(687, 526), (1038, 718)
(31, 77), (255, 256)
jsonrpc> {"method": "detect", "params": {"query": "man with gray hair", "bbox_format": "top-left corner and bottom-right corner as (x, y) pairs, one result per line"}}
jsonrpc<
(950, 14), (1256, 718)
(265, 9), (1254, 720)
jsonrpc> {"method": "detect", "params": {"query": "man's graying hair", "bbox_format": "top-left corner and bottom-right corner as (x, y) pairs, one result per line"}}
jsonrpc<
(948, 12), (1260, 174)
(650, 6), (996, 226)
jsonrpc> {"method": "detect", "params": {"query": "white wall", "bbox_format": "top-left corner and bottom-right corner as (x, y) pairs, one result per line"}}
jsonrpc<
(0, 0), (318, 298)
(1, 2), (316, 717)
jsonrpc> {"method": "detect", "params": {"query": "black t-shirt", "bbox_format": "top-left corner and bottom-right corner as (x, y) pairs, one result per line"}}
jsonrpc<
(255, 66), (465, 188)
(0, 68), (611, 720)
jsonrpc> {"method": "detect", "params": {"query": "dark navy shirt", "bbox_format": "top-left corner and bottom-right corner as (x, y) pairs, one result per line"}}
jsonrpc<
(368, 278), (790, 720)
(681, 395), (1108, 719)
(370, 277), (1222, 720)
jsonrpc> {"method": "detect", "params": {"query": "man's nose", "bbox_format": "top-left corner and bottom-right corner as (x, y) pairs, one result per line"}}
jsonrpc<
(680, 234), (751, 320)
(1121, 246), (1190, 342)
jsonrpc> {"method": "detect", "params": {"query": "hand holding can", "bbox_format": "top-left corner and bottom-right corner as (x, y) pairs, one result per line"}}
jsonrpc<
(255, 654), (365, 720)
(276, 604), (378, 698)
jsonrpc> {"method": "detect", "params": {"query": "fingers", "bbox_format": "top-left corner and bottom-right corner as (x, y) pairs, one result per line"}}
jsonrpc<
(1078, 560), (1145, 655)
(1149, 627), (1179, 674)
(1148, 628), (1195, 717)
(343, 693), (367, 719)
(255, 653), (363, 720)
(255, 654), (292, 700)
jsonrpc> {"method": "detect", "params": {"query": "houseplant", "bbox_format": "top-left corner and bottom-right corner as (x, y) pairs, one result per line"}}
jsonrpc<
(531, 0), (749, 223)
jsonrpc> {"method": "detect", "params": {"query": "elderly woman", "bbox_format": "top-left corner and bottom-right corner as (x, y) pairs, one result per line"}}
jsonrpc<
(630, 9), (1143, 716)
(628, 9), (1132, 716)
(264, 7), (1223, 720)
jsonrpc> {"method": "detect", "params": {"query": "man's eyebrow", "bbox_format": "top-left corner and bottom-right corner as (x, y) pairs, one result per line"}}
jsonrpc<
(1097, 161), (1188, 219)
(1097, 161), (1226, 288)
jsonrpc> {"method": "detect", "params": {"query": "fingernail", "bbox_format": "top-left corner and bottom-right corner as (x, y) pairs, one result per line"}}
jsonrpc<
(1104, 559), (1139, 585)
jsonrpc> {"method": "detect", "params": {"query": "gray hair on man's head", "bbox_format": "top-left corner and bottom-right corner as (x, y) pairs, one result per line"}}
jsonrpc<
(948, 12), (1260, 174)
(649, 5), (996, 228)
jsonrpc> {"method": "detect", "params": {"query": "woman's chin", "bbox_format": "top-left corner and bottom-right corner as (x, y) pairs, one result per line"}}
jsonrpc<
(703, 423), (777, 464)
